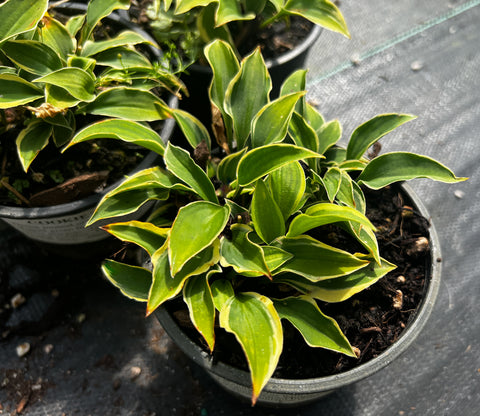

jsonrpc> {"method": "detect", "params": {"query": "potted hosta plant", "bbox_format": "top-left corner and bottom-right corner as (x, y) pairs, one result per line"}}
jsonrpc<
(74, 39), (466, 405)
(0, 0), (182, 252)
(125, 0), (349, 129)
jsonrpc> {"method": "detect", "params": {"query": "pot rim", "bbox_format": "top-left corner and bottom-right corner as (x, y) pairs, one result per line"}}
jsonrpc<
(0, 2), (178, 220)
(188, 24), (323, 75)
(155, 182), (442, 394)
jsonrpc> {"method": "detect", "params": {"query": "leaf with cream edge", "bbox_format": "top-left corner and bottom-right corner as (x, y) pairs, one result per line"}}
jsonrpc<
(165, 143), (218, 203)
(279, 69), (308, 115)
(274, 296), (356, 356)
(250, 92), (306, 148)
(36, 15), (75, 60)
(346, 114), (416, 161)
(220, 224), (271, 277)
(169, 202), (230, 276)
(147, 241), (221, 315)
(211, 279), (235, 311)
(171, 108), (211, 150)
(83, 88), (171, 121)
(272, 236), (369, 281)
(225, 48), (271, 148)
(81, 30), (155, 57)
(287, 203), (376, 237)
(266, 161), (306, 220)
(65, 119), (167, 156)
(183, 269), (221, 352)
(358, 152), (468, 190)
(0, 0), (48, 43)
(16, 120), (53, 172)
(276, 255), (396, 302)
(237, 144), (322, 186)
(219, 292), (283, 405)
(283, 0), (350, 38)
(0, 74), (43, 108)
(33, 68), (96, 102)
(101, 260), (152, 302)
(251, 180), (285, 244)
(102, 221), (169, 257)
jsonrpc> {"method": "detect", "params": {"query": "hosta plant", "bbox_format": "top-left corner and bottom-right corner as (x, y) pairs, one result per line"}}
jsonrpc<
(76, 39), (466, 404)
(0, 0), (182, 204)
(133, 0), (350, 68)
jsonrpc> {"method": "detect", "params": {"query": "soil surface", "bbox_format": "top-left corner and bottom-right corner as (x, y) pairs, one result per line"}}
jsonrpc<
(167, 184), (432, 379)
(0, 121), (149, 207)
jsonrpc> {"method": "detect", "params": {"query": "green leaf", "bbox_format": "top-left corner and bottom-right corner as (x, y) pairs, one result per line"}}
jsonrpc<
(322, 167), (342, 202)
(34, 68), (95, 102)
(211, 279), (235, 311)
(216, 0), (255, 26)
(94, 46), (152, 69)
(279, 69), (307, 115)
(288, 111), (319, 154)
(220, 224), (271, 277)
(346, 114), (416, 160)
(251, 92), (305, 148)
(204, 39), (239, 145)
(1, 40), (63, 76)
(267, 161), (306, 220)
(36, 15), (75, 60)
(343, 222), (381, 265)
(81, 30), (155, 57)
(83, 88), (171, 121)
(88, 188), (169, 226)
(217, 148), (247, 184)
(102, 220), (169, 257)
(169, 201), (230, 275)
(164, 143), (218, 203)
(262, 246), (294, 272)
(225, 48), (271, 148)
(147, 241), (220, 314)
(336, 171), (356, 208)
(0, 0), (48, 43)
(283, 0), (350, 38)
(219, 293), (283, 405)
(358, 152), (468, 190)
(16, 120), (53, 172)
(251, 180), (285, 244)
(45, 84), (80, 108)
(317, 119), (342, 155)
(305, 102), (325, 131)
(0, 74), (43, 108)
(287, 203), (375, 237)
(237, 144), (322, 186)
(274, 296), (356, 356)
(66, 119), (166, 156)
(175, 0), (215, 14)
(278, 256), (396, 302)
(101, 260), (152, 302)
(273, 236), (369, 281)
(81, 0), (131, 44)
(171, 108), (211, 150)
(183, 274), (217, 352)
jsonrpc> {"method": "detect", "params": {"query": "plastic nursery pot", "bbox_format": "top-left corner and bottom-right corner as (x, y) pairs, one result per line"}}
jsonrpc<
(154, 183), (442, 407)
(0, 4), (178, 257)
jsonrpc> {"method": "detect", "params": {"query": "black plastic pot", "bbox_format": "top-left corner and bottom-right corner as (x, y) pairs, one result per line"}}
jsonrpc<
(0, 3), (178, 257)
(154, 183), (442, 407)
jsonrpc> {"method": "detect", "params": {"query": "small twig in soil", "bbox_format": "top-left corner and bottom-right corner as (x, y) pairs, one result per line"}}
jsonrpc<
(360, 326), (382, 334)
(0, 179), (31, 206)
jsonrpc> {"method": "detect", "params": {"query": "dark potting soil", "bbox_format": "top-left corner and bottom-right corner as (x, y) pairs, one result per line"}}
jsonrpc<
(0, 119), (149, 207)
(168, 184), (432, 379)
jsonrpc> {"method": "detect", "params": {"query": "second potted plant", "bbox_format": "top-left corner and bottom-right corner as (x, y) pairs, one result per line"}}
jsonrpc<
(0, 0), (182, 254)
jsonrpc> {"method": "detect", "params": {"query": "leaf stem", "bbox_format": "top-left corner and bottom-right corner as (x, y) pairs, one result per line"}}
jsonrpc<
(0, 179), (31, 206)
